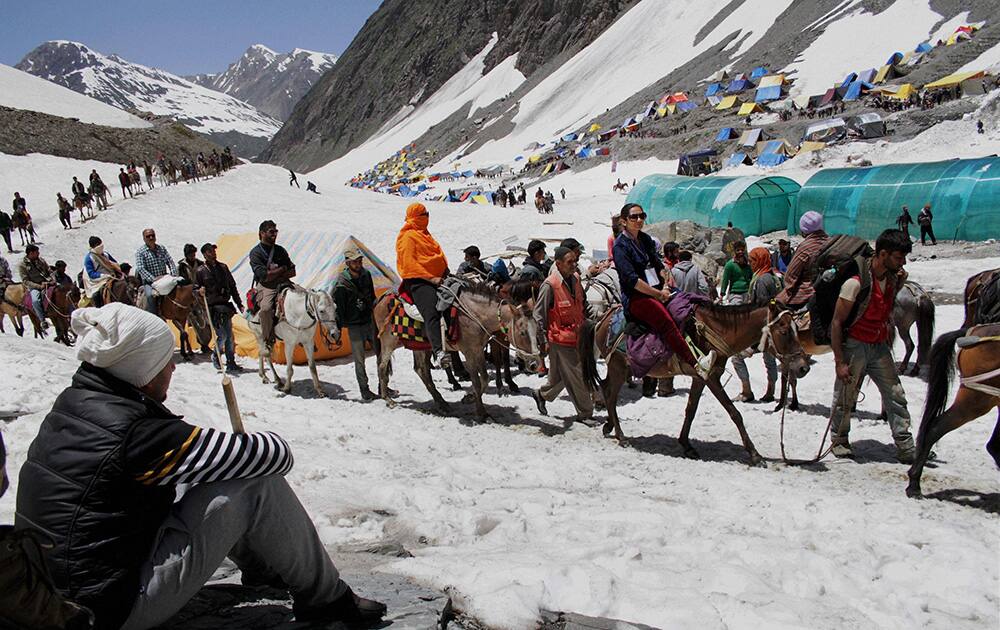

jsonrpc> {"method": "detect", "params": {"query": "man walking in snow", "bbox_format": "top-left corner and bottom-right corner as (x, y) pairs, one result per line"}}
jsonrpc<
(57, 193), (74, 230)
(15, 303), (387, 630)
(917, 204), (936, 245)
(334, 248), (377, 400)
(119, 168), (133, 199)
(289, 169), (300, 188)
(197, 243), (244, 372)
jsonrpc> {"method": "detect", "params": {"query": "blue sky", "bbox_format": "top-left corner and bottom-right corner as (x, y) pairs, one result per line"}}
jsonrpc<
(2, 0), (382, 75)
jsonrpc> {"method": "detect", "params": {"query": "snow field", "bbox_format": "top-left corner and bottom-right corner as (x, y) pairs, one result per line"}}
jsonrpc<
(0, 157), (996, 629)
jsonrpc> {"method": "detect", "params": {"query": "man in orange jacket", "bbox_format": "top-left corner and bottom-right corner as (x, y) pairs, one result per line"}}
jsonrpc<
(396, 203), (450, 366)
(531, 246), (595, 425)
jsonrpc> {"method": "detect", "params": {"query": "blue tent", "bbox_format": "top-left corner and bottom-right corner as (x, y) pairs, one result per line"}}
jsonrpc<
(726, 79), (753, 93)
(915, 42), (933, 53)
(715, 127), (739, 141)
(676, 101), (698, 112)
(726, 152), (753, 167)
(840, 72), (858, 87)
(462, 170), (475, 178)
(886, 52), (904, 65)
(706, 82), (723, 96)
(750, 66), (769, 80)
(514, 155), (524, 161)
(576, 147), (593, 159)
(843, 80), (874, 101)
(754, 85), (782, 102)
(756, 153), (788, 167)
(561, 132), (578, 142)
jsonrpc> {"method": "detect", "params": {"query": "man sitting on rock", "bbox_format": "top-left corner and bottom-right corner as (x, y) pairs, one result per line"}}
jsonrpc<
(15, 303), (386, 630)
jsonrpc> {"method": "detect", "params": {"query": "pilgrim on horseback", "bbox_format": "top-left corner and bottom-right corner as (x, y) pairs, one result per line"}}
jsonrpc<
(197, 242), (245, 373)
(83, 235), (123, 306)
(395, 202), (450, 368)
(18, 243), (52, 330)
(829, 229), (915, 463)
(776, 211), (829, 311)
(457, 245), (488, 278)
(134, 228), (180, 314)
(532, 245), (596, 425)
(15, 303), (386, 629)
(333, 247), (377, 400)
(249, 219), (296, 350)
(612, 203), (715, 380)
(11, 192), (36, 246)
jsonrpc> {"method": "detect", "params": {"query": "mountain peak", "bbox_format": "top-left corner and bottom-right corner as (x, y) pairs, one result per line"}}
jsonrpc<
(247, 44), (277, 58)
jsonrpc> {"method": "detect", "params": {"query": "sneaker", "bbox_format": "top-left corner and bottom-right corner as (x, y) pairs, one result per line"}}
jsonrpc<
(695, 350), (717, 380)
(294, 585), (387, 627)
(532, 390), (548, 416)
(831, 442), (854, 459)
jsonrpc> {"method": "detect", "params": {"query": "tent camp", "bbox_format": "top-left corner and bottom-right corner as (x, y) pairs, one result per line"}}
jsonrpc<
(726, 78), (753, 94)
(798, 141), (827, 154)
(843, 80), (874, 101)
(588, 123), (602, 133)
(885, 52), (904, 66)
(576, 147), (593, 158)
(803, 118), (848, 143)
(847, 113), (886, 139)
(677, 149), (719, 176)
(715, 95), (740, 110)
(915, 42), (933, 53)
(750, 66), (769, 80)
(628, 174), (800, 234)
(739, 128), (767, 147)
(705, 82), (724, 97)
(758, 75), (787, 88)
(710, 69), (730, 83)
(792, 157), (1000, 240)
(754, 85), (783, 102)
(598, 129), (618, 142)
(840, 72), (858, 87)
(726, 152), (754, 167)
(819, 88), (841, 106)
(769, 99), (794, 111)
(946, 31), (971, 45)
(676, 101), (698, 113)
(738, 102), (765, 116)
(215, 231), (400, 363)
(873, 64), (901, 84)
(754, 140), (796, 167)
(716, 127), (740, 141)
(924, 70), (986, 94)
(857, 69), (877, 84)
(664, 92), (689, 104)
(561, 132), (579, 143)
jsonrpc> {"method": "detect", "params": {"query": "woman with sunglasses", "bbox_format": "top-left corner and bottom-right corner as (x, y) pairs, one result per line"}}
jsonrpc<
(612, 203), (715, 378)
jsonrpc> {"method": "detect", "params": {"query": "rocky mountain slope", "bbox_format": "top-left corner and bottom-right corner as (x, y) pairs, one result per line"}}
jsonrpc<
(187, 45), (337, 121)
(17, 41), (281, 156)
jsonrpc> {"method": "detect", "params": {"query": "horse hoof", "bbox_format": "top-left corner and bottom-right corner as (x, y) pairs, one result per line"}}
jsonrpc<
(616, 438), (630, 448)
(788, 401), (799, 412)
(905, 484), (923, 499)
(749, 454), (766, 468)
(314, 390), (326, 398)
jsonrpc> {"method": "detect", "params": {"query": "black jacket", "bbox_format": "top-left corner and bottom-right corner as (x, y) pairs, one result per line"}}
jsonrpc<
(249, 242), (294, 289)
(197, 260), (243, 313)
(333, 268), (375, 327)
(15, 364), (182, 630)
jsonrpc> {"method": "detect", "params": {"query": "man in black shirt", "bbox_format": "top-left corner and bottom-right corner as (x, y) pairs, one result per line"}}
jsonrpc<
(197, 242), (244, 372)
(249, 220), (296, 347)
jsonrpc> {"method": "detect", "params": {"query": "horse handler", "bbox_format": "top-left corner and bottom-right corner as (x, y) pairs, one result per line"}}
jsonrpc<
(532, 246), (596, 425)
(14, 303), (386, 629)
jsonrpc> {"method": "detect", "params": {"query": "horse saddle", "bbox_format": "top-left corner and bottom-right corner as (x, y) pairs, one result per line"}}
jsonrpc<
(151, 276), (180, 296)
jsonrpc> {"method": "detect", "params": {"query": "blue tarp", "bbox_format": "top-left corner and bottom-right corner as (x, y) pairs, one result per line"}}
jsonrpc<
(706, 82), (723, 96)
(561, 133), (578, 142)
(754, 85), (782, 102)
(886, 52), (904, 65)
(677, 101), (697, 112)
(462, 170), (475, 178)
(843, 80), (874, 101)
(750, 66), (769, 80)
(726, 152), (752, 167)
(840, 72), (858, 87)
(576, 147), (593, 158)
(726, 79), (753, 93)
(756, 153), (788, 167)
(915, 42), (933, 53)
(715, 127), (738, 141)
(514, 155), (524, 161)
(857, 68), (877, 83)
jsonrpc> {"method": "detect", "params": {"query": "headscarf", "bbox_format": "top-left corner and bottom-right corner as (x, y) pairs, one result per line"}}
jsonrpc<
(749, 247), (772, 276)
(396, 203), (448, 280)
(799, 211), (824, 235)
(72, 303), (174, 387)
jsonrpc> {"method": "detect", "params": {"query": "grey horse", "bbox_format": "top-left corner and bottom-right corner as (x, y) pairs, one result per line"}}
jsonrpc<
(891, 280), (935, 377)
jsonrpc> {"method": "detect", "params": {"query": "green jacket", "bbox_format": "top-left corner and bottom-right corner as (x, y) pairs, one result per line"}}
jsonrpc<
(333, 268), (375, 327)
(720, 260), (752, 296)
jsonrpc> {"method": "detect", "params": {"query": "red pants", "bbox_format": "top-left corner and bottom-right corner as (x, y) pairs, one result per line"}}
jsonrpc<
(628, 294), (697, 366)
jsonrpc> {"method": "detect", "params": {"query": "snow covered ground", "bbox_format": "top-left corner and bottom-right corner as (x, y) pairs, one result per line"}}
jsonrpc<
(0, 156), (997, 629)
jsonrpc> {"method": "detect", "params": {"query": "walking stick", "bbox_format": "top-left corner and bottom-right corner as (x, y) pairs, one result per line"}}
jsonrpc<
(222, 376), (245, 434)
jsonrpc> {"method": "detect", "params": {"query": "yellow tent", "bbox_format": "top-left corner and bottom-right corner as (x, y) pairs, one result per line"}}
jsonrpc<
(873, 65), (894, 84)
(471, 194), (491, 204)
(946, 31), (971, 46)
(588, 123), (602, 133)
(656, 106), (668, 117)
(758, 74), (786, 88)
(715, 95), (740, 110)
(738, 102), (764, 116)
(798, 141), (827, 154)
(888, 83), (915, 100)
(528, 154), (542, 163)
(212, 232), (400, 364)
(541, 163), (554, 175)
(924, 71), (984, 89)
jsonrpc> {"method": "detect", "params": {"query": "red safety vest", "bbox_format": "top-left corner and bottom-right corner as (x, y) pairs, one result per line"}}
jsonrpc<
(848, 273), (894, 344)
(546, 273), (584, 346)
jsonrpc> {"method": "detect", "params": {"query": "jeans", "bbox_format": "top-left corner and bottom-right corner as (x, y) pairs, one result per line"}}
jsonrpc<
(402, 279), (442, 353)
(120, 476), (345, 630)
(347, 323), (373, 391)
(830, 338), (913, 449)
(142, 284), (156, 313)
(29, 288), (44, 322)
(211, 308), (236, 365)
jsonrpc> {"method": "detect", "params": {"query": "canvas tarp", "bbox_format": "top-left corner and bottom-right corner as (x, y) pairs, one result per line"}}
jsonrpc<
(726, 152), (754, 167)
(756, 153), (789, 167)
(758, 74), (787, 88)
(798, 141), (827, 154)
(961, 77), (986, 95)
(915, 42), (933, 53)
(847, 113), (886, 138)
(215, 231), (400, 363)
(888, 83), (916, 100)
(704, 96), (722, 107)
(819, 88), (840, 105)
(705, 82), (724, 96)
(886, 52), (904, 66)
(754, 85), (783, 102)
(756, 139), (796, 156)
(710, 69), (730, 82)
(726, 79), (753, 94)
(925, 70), (985, 89)
(843, 80), (874, 101)
(750, 66), (769, 80)
(676, 101), (698, 112)
(588, 123), (602, 132)
(946, 31), (971, 45)
(873, 65), (900, 84)
(857, 68), (877, 84)
(716, 95), (740, 110)
(739, 128), (766, 147)
(738, 102), (765, 116)
(803, 118), (847, 143)
(664, 92), (689, 104)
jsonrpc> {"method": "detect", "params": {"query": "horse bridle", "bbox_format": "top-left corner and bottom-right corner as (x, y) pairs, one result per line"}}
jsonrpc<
(284, 289), (339, 348)
(496, 298), (541, 361)
(759, 307), (806, 364)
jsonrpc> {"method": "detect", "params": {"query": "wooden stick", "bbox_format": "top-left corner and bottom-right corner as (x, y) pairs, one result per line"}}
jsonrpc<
(222, 376), (245, 434)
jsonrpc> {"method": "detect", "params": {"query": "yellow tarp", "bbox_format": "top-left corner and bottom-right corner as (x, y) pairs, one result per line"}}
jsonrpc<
(528, 154), (542, 163)
(588, 123), (602, 132)
(738, 102), (764, 116)
(888, 83), (915, 100)
(715, 95), (740, 110)
(873, 65), (892, 84)
(946, 31), (971, 45)
(925, 71), (984, 89)
(798, 141), (827, 154)
(541, 163), (554, 175)
(758, 74), (786, 87)
(656, 106), (668, 117)
(471, 195), (491, 205)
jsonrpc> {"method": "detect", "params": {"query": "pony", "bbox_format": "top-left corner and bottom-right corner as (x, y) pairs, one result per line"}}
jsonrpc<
(0, 284), (38, 336)
(890, 280), (935, 376)
(148, 284), (199, 360)
(578, 301), (811, 465)
(247, 286), (341, 397)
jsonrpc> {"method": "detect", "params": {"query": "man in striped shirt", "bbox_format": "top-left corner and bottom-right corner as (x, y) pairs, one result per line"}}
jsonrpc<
(16, 304), (386, 629)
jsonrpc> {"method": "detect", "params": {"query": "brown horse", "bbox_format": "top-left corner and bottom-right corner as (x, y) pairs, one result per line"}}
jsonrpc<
(578, 301), (811, 466)
(0, 284), (38, 336)
(31, 285), (79, 345)
(961, 268), (1000, 327)
(373, 281), (541, 419)
(906, 323), (1000, 498)
(151, 284), (199, 360)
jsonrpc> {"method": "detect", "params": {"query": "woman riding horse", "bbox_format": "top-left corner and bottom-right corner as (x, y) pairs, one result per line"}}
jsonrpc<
(612, 203), (715, 379)
(396, 202), (450, 368)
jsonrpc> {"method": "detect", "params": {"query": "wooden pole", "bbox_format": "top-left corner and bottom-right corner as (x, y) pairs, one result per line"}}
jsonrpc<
(221, 376), (245, 434)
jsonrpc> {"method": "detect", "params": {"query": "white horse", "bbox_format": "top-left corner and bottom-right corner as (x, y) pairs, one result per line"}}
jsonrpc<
(584, 266), (621, 319)
(247, 286), (341, 396)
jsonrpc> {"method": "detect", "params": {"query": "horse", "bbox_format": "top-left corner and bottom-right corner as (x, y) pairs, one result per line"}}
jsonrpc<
(961, 268), (1000, 328)
(906, 323), (1000, 497)
(891, 280), (935, 376)
(584, 266), (621, 319)
(247, 286), (341, 397)
(145, 284), (199, 360)
(45, 285), (79, 345)
(73, 193), (94, 222)
(612, 182), (629, 193)
(0, 284), (38, 336)
(12, 210), (35, 247)
(373, 280), (541, 419)
(578, 301), (811, 465)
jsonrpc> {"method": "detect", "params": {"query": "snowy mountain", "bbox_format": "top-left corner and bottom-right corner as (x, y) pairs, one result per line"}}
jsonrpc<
(187, 44), (337, 121)
(262, 0), (1000, 177)
(16, 41), (282, 156)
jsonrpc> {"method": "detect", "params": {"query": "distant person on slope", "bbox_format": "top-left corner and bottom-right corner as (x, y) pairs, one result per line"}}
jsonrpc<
(289, 169), (300, 188)
(776, 211), (828, 311)
(396, 202), (450, 368)
(917, 204), (936, 245)
(119, 168), (133, 199)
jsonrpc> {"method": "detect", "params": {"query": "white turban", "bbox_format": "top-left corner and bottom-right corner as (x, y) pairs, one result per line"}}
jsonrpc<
(72, 303), (175, 387)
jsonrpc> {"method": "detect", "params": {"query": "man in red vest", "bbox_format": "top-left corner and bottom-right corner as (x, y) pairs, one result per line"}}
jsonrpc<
(829, 229), (914, 462)
(532, 246), (595, 425)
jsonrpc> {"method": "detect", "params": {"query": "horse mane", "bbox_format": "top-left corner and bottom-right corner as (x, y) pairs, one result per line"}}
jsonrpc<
(508, 278), (539, 304)
(697, 301), (759, 326)
(460, 278), (502, 302)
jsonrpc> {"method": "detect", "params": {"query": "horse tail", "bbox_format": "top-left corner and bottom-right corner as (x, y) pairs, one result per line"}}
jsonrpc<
(919, 327), (966, 439)
(915, 295), (935, 367)
(577, 319), (604, 392)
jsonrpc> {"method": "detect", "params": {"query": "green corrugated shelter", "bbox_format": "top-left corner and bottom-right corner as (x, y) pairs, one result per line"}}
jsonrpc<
(626, 174), (800, 235)
(791, 157), (1000, 240)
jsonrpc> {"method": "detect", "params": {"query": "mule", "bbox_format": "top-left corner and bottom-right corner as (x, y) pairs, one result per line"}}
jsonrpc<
(578, 301), (811, 465)
(247, 287), (341, 397)
(891, 280), (935, 376)
(906, 323), (1000, 497)
(584, 267), (621, 320)
(961, 268), (1000, 328)
(373, 280), (541, 419)
(73, 194), (94, 222)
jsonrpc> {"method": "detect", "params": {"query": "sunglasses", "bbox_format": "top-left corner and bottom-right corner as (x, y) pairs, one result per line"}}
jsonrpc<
(627, 213), (647, 221)
(144, 234), (156, 240)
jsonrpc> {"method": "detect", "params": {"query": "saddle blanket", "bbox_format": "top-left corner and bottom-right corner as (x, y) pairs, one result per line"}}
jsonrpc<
(618, 291), (709, 378)
(152, 276), (182, 296)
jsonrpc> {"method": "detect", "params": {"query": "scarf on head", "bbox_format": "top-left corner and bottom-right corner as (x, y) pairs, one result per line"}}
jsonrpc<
(396, 203), (448, 280)
(749, 247), (771, 277)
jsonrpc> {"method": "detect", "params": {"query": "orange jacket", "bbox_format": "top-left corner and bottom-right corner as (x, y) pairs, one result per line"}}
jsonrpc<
(396, 203), (448, 280)
(546, 272), (585, 346)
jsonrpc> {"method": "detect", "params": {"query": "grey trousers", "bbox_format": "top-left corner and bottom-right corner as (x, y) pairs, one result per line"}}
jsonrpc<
(540, 343), (594, 418)
(347, 323), (373, 391)
(830, 338), (913, 449)
(120, 475), (345, 630)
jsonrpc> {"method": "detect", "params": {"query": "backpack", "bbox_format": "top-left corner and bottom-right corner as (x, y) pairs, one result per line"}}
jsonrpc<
(809, 235), (874, 345)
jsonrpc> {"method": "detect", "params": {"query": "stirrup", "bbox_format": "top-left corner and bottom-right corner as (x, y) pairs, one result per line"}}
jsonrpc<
(695, 350), (717, 379)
